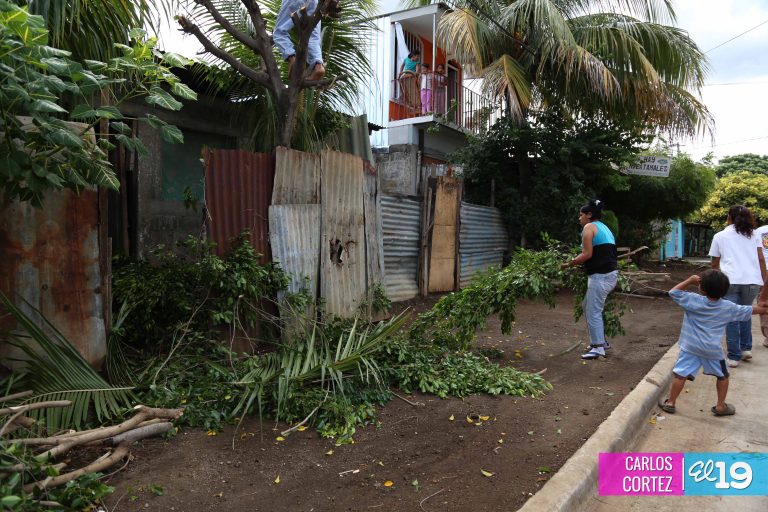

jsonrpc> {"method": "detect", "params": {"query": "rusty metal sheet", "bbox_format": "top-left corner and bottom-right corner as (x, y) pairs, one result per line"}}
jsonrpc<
(203, 149), (274, 258)
(459, 202), (508, 287)
(429, 177), (459, 292)
(0, 189), (107, 368)
(380, 195), (421, 302)
(272, 146), (320, 205)
(363, 169), (386, 319)
(320, 149), (366, 317)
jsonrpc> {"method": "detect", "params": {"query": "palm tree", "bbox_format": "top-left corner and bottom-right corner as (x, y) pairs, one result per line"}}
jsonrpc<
(425, 0), (712, 138)
(12, 1), (176, 60)
(408, 0), (711, 245)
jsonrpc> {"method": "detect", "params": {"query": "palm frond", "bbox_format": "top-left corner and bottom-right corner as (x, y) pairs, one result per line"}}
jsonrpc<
(481, 54), (533, 119)
(105, 302), (136, 387)
(20, 0), (177, 60)
(0, 291), (134, 432)
(232, 312), (409, 421)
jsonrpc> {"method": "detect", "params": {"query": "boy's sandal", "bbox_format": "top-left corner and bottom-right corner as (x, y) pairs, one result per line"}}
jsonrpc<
(711, 403), (736, 416)
(659, 400), (676, 414)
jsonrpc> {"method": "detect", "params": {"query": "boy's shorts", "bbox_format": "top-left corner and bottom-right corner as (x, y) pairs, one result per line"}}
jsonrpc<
(673, 351), (729, 381)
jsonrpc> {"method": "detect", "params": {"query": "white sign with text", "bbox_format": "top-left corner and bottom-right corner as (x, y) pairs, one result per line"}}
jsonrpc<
(625, 156), (671, 177)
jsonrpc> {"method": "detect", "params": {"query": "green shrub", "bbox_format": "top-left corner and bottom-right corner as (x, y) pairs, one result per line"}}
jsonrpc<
(112, 233), (289, 350)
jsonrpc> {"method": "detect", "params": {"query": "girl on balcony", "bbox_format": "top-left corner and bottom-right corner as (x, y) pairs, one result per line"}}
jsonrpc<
(420, 63), (433, 114)
(398, 51), (421, 113)
(433, 64), (447, 115)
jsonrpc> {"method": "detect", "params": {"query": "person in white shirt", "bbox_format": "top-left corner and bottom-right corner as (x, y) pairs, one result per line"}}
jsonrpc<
(756, 223), (768, 347)
(709, 205), (767, 366)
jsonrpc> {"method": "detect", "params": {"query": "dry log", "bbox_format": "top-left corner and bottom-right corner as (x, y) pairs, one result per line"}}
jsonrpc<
(21, 406), (182, 447)
(0, 390), (33, 403)
(24, 443), (130, 492)
(100, 422), (174, 446)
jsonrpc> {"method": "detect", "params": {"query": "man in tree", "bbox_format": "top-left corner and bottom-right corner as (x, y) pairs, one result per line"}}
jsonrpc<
(274, 0), (325, 80)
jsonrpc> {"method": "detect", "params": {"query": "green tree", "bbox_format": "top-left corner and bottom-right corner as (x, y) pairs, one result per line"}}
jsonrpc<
(425, 0), (711, 136)
(696, 171), (768, 229)
(178, 0), (372, 149)
(12, 0), (175, 61)
(715, 153), (768, 177)
(455, 108), (649, 245)
(412, 0), (712, 233)
(0, 3), (195, 204)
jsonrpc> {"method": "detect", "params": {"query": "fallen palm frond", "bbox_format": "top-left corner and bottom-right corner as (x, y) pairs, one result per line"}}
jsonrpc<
(232, 312), (410, 427)
(105, 301), (136, 387)
(0, 292), (134, 432)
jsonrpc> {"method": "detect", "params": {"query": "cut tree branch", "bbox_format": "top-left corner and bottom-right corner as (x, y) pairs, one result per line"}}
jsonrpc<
(194, 0), (264, 57)
(239, 0), (284, 93)
(24, 443), (131, 492)
(0, 390), (33, 403)
(0, 400), (72, 417)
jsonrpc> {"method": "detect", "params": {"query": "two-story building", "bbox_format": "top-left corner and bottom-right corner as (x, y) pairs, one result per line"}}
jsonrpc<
(358, 3), (502, 196)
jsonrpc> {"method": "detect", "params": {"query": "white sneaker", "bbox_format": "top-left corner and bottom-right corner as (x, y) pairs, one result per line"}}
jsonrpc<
(741, 351), (752, 361)
(727, 359), (739, 368)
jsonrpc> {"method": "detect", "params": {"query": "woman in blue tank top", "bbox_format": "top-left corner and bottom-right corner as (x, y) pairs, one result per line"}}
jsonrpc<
(561, 199), (618, 360)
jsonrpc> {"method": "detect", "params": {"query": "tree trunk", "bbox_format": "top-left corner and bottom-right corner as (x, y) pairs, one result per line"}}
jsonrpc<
(517, 149), (532, 248)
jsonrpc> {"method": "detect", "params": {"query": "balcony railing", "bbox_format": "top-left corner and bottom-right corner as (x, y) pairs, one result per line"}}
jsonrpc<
(390, 75), (502, 134)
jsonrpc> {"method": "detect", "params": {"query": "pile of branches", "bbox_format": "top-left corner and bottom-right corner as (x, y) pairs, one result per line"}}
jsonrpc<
(2, 393), (181, 508)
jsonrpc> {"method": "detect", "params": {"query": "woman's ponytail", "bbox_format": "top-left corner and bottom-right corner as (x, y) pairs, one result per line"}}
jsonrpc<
(728, 205), (756, 237)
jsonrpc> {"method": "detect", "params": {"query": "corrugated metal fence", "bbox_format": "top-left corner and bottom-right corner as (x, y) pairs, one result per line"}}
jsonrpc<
(381, 195), (421, 301)
(203, 149), (274, 258)
(459, 202), (508, 287)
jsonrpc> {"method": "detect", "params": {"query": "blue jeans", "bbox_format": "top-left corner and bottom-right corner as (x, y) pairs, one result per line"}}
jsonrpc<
(273, 0), (323, 65)
(583, 271), (618, 346)
(724, 284), (760, 361)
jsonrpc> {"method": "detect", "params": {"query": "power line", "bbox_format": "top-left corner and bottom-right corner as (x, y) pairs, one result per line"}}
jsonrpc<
(705, 18), (768, 54)
(681, 135), (768, 150)
(703, 80), (768, 87)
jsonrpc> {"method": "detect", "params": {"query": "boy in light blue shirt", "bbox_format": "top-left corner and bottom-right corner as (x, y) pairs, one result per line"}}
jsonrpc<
(660, 270), (767, 416)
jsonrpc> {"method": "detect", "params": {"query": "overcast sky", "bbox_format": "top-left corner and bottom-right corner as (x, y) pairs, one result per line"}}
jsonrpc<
(158, 0), (768, 162)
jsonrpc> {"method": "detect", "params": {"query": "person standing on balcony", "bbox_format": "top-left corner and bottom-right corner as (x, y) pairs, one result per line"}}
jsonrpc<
(433, 63), (447, 115)
(398, 51), (421, 113)
(420, 63), (433, 114)
(274, 0), (325, 81)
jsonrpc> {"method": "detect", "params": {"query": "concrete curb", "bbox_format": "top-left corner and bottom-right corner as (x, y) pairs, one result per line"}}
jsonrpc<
(516, 345), (680, 512)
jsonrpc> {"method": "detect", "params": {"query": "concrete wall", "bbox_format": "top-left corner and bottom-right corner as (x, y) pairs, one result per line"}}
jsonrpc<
(122, 95), (246, 257)
(375, 145), (419, 196)
(376, 123), (470, 196)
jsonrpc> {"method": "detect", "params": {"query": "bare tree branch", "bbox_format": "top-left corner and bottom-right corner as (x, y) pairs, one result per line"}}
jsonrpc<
(178, 15), (272, 90)
(240, 0), (285, 92)
(24, 443), (131, 492)
(303, 73), (348, 88)
(193, 0), (264, 57)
